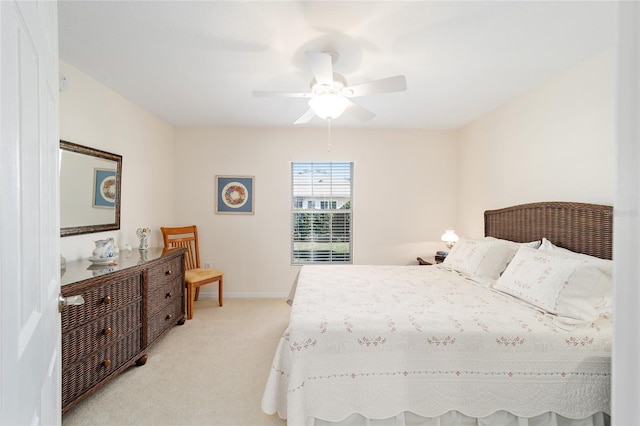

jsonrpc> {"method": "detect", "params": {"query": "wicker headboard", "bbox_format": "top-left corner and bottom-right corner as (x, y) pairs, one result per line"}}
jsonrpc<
(484, 201), (613, 260)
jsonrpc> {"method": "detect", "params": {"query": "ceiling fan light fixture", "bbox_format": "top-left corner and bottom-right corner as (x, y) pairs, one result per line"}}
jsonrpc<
(308, 94), (349, 120)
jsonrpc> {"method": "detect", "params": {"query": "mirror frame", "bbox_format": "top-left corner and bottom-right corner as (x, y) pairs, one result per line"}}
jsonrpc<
(60, 140), (122, 237)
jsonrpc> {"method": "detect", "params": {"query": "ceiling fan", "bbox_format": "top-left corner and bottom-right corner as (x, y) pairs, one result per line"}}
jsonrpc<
(252, 51), (407, 124)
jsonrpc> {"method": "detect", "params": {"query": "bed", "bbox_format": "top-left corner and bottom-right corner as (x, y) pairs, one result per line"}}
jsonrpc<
(263, 201), (613, 426)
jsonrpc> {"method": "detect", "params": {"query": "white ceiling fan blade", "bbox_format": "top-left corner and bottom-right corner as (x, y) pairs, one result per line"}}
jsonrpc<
(344, 99), (376, 122)
(344, 75), (407, 97)
(252, 90), (312, 98)
(294, 108), (316, 125)
(306, 51), (334, 86)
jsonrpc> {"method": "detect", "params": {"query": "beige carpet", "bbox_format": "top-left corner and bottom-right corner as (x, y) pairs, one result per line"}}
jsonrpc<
(62, 298), (290, 426)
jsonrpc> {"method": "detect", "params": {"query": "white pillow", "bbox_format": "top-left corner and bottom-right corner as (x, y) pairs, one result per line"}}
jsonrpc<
(485, 236), (541, 249)
(539, 238), (609, 264)
(523, 239), (542, 249)
(538, 237), (613, 314)
(493, 246), (611, 324)
(442, 237), (519, 282)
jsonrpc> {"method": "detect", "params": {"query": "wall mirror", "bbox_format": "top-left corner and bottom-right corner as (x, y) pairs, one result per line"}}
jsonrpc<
(60, 140), (122, 237)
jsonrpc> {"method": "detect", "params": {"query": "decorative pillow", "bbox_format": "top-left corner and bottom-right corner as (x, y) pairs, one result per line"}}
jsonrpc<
(442, 237), (519, 282)
(538, 237), (613, 314)
(493, 246), (611, 324)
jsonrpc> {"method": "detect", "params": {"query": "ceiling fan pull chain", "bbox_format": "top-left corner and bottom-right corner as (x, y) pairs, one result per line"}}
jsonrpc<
(327, 118), (332, 152)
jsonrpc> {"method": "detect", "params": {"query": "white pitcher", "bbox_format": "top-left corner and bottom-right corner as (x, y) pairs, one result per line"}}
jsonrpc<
(92, 237), (116, 259)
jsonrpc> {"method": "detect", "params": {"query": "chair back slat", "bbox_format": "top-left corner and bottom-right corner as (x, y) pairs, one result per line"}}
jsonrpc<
(160, 225), (203, 271)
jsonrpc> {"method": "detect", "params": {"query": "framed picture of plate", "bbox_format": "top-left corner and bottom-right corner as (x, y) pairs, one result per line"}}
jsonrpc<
(215, 175), (254, 214)
(93, 168), (117, 208)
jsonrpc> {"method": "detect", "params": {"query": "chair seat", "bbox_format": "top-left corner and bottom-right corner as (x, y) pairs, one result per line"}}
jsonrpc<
(185, 268), (224, 284)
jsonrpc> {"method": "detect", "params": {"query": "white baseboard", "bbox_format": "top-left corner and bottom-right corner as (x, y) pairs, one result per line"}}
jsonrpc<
(196, 291), (290, 299)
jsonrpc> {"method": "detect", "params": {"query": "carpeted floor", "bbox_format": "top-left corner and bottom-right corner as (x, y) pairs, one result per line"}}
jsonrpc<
(62, 298), (290, 426)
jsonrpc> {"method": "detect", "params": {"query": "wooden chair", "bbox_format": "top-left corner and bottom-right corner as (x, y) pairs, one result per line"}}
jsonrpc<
(160, 225), (223, 320)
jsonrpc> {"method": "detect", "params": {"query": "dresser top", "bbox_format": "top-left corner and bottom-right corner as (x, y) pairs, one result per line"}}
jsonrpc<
(61, 247), (183, 287)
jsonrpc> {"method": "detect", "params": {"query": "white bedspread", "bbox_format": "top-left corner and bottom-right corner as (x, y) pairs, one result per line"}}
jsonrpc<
(262, 265), (611, 425)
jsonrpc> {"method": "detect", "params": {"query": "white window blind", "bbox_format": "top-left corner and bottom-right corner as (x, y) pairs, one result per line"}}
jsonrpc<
(291, 162), (353, 264)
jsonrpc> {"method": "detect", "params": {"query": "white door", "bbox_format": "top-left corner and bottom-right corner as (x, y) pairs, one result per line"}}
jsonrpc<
(1, 1), (61, 425)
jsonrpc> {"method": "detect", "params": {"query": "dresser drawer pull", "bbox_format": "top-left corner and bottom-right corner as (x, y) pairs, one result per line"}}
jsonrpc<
(102, 296), (111, 304)
(165, 270), (172, 276)
(165, 314), (173, 320)
(165, 292), (172, 298)
(103, 359), (112, 368)
(103, 327), (112, 335)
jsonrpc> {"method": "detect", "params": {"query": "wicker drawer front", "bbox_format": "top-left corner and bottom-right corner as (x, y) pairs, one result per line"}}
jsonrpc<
(147, 274), (182, 317)
(147, 300), (182, 345)
(61, 273), (143, 331)
(148, 256), (183, 289)
(62, 301), (141, 369)
(62, 328), (142, 409)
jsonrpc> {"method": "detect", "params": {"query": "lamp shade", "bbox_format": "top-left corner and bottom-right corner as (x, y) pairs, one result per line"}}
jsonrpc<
(308, 94), (349, 119)
(441, 229), (459, 249)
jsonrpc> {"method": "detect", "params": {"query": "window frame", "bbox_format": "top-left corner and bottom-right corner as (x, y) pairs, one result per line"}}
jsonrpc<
(291, 162), (353, 265)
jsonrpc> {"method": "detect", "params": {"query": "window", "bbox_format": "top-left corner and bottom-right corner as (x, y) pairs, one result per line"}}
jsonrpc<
(291, 162), (353, 264)
(320, 201), (337, 209)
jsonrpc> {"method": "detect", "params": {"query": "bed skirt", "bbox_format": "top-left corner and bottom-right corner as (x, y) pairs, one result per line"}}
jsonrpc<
(310, 411), (609, 426)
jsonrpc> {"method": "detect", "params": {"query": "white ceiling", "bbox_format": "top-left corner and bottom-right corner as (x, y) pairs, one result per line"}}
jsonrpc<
(58, 1), (615, 129)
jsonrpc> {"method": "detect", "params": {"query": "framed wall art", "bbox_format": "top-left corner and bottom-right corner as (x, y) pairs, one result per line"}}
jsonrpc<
(215, 175), (254, 214)
(93, 168), (117, 208)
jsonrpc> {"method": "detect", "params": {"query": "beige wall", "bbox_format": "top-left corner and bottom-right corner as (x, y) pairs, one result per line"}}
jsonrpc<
(173, 128), (458, 296)
(456, 49), (614, 238)
(59, 61), (176, 261)
(58, 47), (614, 296)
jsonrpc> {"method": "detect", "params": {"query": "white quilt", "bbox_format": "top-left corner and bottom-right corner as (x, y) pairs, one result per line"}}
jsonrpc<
(262, 265), (611, 425)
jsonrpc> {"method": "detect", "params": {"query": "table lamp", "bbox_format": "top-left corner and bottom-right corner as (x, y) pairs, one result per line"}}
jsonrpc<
(441, 229), (459, 250)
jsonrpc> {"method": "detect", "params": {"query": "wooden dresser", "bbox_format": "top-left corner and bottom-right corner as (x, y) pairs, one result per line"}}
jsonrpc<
(60, 247), (186, 415)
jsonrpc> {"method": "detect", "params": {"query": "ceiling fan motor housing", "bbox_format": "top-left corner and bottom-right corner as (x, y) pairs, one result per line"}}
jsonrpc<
(310, 73), (349, 96)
